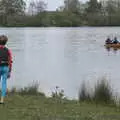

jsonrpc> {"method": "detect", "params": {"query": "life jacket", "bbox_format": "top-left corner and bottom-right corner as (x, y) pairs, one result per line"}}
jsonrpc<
(0, 46), (9, 66)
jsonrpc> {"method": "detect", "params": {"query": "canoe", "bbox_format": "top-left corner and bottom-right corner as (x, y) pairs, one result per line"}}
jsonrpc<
(105, 43), (120, 48)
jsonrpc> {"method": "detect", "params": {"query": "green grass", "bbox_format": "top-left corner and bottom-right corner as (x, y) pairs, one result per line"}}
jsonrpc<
(0, 94), (120, 120)
(0, 79), (119, 120)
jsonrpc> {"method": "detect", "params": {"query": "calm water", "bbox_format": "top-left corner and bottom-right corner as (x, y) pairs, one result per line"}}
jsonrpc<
(1, 27), (120, 98)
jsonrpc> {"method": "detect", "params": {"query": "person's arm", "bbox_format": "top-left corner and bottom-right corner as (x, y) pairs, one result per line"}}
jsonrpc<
(8, 49), (12, 74)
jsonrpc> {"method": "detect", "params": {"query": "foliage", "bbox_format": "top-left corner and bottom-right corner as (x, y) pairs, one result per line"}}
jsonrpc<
(0, 0), (25, 15)
(79, 78), (116, 105)
(28, 0), (47, 15)
(79, 82), (91, 102)
(63, 0), (80, 14)
(85, 0), (102, 13)
(93, 78), (114, 104)
(18, 82), (45, 96)
(1, 0), (120, 26)
(0, 0), (26, 25)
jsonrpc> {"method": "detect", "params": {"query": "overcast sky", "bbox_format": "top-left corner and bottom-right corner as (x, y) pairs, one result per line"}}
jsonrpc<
(45, 0), (63, 10)
(46, 0), (89, 10)
(27, 0), (88, 11)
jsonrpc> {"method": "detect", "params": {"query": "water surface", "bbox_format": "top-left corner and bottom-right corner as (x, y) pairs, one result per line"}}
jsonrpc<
(0, 27), (120, 98)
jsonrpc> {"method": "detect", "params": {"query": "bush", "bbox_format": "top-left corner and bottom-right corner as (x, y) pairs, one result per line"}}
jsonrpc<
(93, 78), (114, 104)
(18, 82), (45, 96)
(79, 78), (115, 105)
(79, 82), (91, 102)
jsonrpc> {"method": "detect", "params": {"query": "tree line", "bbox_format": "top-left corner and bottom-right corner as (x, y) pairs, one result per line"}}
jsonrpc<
(0, 0), (120, 27)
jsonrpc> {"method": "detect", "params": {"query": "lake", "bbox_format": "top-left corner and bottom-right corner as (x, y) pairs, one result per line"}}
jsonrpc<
(1, 27), (120, 99)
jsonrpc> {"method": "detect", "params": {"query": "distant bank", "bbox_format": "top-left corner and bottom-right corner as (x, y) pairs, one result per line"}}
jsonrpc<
(1, 11), (120, 27)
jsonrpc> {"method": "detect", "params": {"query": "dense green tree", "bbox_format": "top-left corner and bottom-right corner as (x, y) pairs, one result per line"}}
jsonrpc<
(63, 0), (80, 14)
(0, 0), (26, 25)
(85, 0), (102, 25)
(28, 0), (47, 15)
(105, 0), (117, 25)
(86, 0), (101, 13)
(1, 0), (120, 26)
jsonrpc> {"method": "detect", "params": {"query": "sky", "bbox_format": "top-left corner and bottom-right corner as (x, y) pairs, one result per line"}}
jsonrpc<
(45, 0), (89, 10)
(27, 0), (88, 11)
(45, 0), (64, 10)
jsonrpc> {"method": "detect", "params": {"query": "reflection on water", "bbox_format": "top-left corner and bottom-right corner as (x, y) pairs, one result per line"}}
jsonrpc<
(105, 46), (120, 55)
(1, 27), (120, 98)
(105, 46), (117, 53)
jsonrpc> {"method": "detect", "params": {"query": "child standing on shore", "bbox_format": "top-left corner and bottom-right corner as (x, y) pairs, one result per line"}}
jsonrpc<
(0, 35), (12, 104)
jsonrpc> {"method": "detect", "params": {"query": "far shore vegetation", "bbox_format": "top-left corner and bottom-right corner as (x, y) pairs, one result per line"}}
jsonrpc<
(1, 0), (120, 27)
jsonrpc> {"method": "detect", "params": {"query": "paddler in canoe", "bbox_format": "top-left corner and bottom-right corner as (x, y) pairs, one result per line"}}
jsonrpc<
(105, 37), (112, 44)
(105, 37), (119, 44)
(112, 37), (119, 44)
(105, 37), (120, 48)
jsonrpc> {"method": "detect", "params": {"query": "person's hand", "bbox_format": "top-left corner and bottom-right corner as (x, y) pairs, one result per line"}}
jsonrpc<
(7, 72), (11, 79)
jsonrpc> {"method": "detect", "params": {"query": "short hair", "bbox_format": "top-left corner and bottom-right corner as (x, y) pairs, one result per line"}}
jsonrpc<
(0, 35), (8, 45)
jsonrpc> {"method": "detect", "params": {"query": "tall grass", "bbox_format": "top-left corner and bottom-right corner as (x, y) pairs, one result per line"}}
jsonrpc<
(79, 78), (116, 104)
(94, 79), (114, 104)
(9, 82), (45, 96)
(79, 82), (91, 102)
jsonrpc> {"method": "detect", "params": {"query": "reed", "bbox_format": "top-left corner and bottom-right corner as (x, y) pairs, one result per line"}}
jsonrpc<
(79, 78), (116, 105)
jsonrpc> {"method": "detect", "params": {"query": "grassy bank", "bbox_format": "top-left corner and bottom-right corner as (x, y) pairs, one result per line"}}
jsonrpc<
(0, 82), (120, 120)
(0, 94), (120, 120)
(0, 79), (119, 120)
